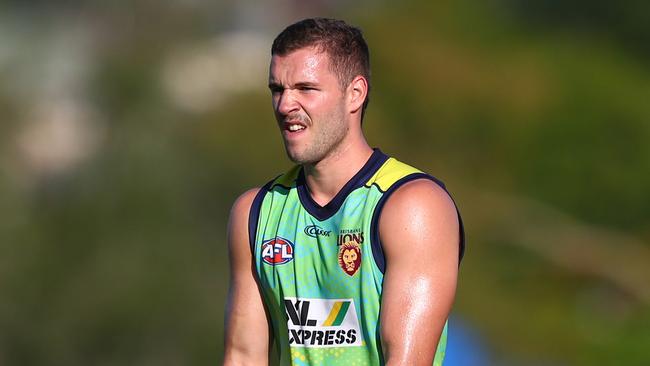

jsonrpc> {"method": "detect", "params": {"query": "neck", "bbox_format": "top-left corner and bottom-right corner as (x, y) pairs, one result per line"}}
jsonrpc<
(302, 138), (373, 206)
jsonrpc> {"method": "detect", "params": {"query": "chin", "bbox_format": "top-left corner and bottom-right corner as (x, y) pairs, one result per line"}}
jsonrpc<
(284, 143), (331, 165)
(286, 150), (317, 165)
(287, 154), (310, 165)
(285, 148), (305, 164)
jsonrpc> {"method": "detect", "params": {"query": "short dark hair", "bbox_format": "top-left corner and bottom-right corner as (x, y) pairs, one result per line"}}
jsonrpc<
(272, 18), (371, 117)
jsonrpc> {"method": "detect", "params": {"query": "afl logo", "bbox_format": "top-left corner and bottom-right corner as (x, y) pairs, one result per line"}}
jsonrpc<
(261, 237), (294, 265)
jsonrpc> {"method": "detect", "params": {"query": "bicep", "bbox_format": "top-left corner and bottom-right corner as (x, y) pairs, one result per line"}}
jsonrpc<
(224, 188), (270, 365)
(379, 180), (459, 365)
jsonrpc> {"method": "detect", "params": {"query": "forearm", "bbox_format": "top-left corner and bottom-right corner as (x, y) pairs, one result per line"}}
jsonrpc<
(223, 293), (270, 366)
(382, 334), (443, 366)
(223, 346), (268, 366)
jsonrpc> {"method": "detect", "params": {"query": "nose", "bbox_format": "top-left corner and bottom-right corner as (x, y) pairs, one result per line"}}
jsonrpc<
(276, 89), (299, 116)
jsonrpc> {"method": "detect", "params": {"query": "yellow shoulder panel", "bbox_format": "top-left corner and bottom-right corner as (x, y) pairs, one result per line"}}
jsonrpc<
(365, 158), (422, 191)
(273, 165), (301, 188)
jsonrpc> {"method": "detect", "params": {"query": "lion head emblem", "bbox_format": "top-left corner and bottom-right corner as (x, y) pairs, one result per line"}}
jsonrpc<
(338, 241), (361, 276)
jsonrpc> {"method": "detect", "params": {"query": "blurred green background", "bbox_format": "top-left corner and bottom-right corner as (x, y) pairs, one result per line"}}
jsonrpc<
(1, 0), (649, 365)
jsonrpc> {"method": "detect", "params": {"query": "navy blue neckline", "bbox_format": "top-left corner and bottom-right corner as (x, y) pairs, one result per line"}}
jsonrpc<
(297, 149), (388, 221)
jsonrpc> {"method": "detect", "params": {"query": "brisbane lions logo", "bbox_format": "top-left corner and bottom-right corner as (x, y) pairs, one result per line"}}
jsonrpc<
(338, 241), (361, 276)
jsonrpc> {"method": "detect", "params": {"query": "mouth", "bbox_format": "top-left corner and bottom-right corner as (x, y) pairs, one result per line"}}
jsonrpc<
(283, 119), (307, 134)
(286, 123), (305, 132)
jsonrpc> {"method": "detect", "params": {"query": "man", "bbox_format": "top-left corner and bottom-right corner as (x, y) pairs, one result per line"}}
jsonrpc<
(224, 18), (464, 366)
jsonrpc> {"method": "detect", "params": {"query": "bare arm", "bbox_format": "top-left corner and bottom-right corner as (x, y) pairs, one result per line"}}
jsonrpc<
(223, 188), (270, 366)
(379, 179), (460, 365)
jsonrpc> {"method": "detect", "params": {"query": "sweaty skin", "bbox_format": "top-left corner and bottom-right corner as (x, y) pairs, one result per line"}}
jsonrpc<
(224, 44), (459, 365)
(379, 178), (459, 365)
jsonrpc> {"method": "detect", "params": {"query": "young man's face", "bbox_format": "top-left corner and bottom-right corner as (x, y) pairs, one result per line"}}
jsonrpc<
(268, 46), (350, 165)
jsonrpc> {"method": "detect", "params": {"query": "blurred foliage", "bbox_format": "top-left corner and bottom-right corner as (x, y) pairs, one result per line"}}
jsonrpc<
(0, 0), (649, 365)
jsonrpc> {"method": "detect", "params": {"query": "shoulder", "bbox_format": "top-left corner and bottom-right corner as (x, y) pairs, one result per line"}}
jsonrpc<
(379, 178), (459, 255)
(383, 178), (456, 217)
(227, 188), (262, 259)
(228, 164), (301, 228)
(228, 188), (262, 243)
(229, 166), (298, 222)
(230, 188), (262, 221)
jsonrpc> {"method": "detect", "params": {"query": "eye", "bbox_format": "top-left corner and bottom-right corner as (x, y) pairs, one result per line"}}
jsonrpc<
(268, 84), (284, 94)
(297, 84), (318, 92)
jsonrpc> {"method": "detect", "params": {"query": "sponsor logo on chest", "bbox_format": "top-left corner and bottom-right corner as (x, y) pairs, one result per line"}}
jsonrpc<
(284, 297), (363, 348)
(303, 224), (332, 238)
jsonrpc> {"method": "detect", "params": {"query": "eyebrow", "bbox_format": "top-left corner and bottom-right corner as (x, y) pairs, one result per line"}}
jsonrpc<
(294, 82), (318, 88)
(267, 81), (319, 89)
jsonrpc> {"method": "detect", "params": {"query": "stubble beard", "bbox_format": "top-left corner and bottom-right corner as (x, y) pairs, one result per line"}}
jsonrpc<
(283, 108), (349, 166)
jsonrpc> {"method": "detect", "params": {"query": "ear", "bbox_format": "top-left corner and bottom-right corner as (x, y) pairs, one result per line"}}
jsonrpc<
(347, 75), (368, 114)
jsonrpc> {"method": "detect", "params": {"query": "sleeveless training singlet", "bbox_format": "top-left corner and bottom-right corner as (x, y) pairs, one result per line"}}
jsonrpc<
(248, 149), (465, 366)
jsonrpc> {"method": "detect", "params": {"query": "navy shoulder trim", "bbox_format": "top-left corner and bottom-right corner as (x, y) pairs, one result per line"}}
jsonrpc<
(370, 173), (466, 273)
(248, 178), (276, 254)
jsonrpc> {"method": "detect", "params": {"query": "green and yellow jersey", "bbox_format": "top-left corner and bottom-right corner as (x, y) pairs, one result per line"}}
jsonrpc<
(249, 149), (465, 366)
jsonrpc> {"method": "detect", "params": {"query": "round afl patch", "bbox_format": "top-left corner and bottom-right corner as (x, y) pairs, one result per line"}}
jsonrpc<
(261, 237), (294, 265)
